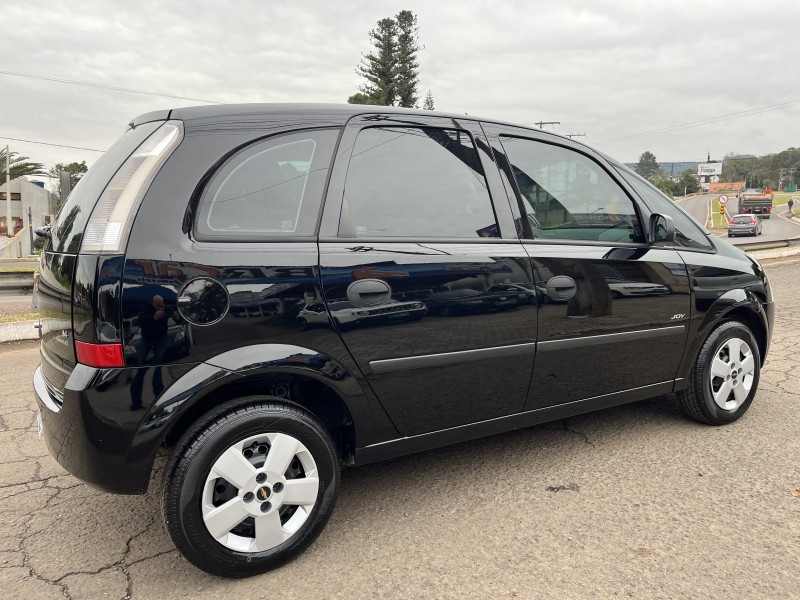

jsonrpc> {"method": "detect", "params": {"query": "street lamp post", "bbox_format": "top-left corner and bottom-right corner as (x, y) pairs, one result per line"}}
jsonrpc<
(5, 145), (11, 237)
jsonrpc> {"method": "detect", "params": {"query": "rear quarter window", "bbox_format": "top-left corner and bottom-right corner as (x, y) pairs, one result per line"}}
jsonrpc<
(194, 129), (339, 240)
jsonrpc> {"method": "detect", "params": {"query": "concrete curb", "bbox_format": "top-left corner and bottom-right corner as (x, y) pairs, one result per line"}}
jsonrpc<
(0, 320), (39, 343)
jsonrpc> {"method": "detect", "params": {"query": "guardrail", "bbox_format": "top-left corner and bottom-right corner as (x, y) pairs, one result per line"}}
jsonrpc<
(734, 238), (800, 252)
(0, 271), (34, 291)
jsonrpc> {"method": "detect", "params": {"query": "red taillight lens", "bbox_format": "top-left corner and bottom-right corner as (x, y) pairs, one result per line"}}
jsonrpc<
(729, 220), (734, 225)
(75, 341), (125, 368)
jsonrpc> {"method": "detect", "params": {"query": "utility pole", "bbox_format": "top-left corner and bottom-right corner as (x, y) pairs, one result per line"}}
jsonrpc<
(5, 145), (11, 237)
(27, 207), (33, 252)
(534, 121), (560, 129)
(565, 133), (586, 139)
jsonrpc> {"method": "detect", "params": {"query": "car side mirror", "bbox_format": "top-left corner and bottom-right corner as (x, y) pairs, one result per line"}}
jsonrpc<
(649, 213), (675, 244)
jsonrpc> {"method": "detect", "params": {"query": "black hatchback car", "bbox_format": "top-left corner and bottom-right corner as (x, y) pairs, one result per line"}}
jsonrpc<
(33, 104), (774, 577)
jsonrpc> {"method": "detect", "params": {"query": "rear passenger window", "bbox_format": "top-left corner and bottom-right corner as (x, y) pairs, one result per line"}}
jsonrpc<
(196, 129), (339, 239)
(501, 137), (644, 243)
(343, 127), (498, 238)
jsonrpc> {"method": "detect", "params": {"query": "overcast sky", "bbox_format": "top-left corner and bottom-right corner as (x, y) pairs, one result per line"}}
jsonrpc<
(3, 0), (799, 182)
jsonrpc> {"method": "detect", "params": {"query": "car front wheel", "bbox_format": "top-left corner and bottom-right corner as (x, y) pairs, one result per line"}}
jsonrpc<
(678, 321), (760, 425)
(163, 398), (339, 577)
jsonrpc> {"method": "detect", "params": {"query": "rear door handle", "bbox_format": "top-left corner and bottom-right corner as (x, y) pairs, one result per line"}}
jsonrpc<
(545, 276), (577, 301)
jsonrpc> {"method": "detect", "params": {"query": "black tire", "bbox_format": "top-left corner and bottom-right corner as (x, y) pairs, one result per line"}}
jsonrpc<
(163, 397), (339, 577)
(678, 321), (760, 425)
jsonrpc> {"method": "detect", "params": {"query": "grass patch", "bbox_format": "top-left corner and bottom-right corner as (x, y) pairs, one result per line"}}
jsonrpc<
(0, 266), (37, 273)
(771, 192), (796, 207)
(0, 312), (38, 324)
(709, 198), (731, 229)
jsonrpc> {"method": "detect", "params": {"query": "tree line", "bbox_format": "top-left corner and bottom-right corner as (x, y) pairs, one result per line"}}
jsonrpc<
(635, 150), (699, 196)
(722, 148), (800, 189)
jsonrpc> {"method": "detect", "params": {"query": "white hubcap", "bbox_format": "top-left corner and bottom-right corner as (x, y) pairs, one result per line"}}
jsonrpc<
(709, 337), (755, 411)
(202, 433), (320, 553)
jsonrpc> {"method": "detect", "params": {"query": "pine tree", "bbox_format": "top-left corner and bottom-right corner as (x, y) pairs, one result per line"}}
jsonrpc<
(349, 11), (423, 107)
(423, 89), (435, 110)
(394, 10), (420, 108)
(355, 18), (398, 106)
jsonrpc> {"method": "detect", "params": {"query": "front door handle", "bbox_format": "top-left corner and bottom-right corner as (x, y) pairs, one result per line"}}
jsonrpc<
(346, 279), (391, 307)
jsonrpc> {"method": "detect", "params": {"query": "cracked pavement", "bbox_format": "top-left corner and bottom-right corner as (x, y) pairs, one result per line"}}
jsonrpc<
(1, 258), (799, 599)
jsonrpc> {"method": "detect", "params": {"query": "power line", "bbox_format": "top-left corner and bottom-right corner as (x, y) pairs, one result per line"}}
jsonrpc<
(600, 99), (800, 144)
(0, 70), (223, 104)
(0, 136), (104, 152)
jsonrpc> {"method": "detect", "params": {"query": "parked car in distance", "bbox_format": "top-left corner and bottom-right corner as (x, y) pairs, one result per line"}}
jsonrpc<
(486, 282), (538, 304)
(298, 298), (426, 329)
(727, 214), (763, 237)
(33, 104), (774, 577)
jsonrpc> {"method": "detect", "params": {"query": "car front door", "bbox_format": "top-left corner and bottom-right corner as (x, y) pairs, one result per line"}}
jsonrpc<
(318, 114), (536, 437)
(484, 124), (691, 410)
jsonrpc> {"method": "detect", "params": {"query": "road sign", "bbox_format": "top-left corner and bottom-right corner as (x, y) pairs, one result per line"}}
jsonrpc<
(719, 195), (729, 205)
(720, 206), (726, 215)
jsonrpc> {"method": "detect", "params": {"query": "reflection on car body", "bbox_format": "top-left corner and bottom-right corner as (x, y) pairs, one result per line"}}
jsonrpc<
(297, 298), (426, 330)
(424, 287), (528, 316)
(486, 283), (538, 304)
(605, 278), (670, 298)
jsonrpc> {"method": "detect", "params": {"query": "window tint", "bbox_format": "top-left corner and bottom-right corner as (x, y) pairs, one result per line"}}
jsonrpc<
(614, 167), (713, 250)
(732, 216), (756, 224)
(196, 129), (339, 239)
(500, 137), (644, 243)
(344, 127), (498, 238)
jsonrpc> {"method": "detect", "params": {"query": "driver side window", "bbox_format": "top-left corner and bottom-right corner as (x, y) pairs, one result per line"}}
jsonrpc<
(500, 137), (644, 243)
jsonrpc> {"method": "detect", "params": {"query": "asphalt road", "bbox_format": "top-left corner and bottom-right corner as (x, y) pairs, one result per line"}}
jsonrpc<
(680, 194), (800, 245)
(1, 259), (799, 599)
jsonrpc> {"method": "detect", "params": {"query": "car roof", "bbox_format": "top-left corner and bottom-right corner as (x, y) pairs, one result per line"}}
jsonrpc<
(130, 103), (588, 149)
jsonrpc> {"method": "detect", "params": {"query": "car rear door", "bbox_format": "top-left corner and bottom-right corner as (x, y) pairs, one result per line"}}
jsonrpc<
(483, 124), (691, 409)
(318, 114), (536, 437)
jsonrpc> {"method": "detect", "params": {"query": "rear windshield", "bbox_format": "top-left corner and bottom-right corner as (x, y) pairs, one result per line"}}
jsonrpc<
(49, 121), (162, 253)
(732, 216), (755, 223)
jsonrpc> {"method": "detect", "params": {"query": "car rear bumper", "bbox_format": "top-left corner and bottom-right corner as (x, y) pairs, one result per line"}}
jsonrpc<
(728, 228), (757, 236)
(33, 357), (197, 494)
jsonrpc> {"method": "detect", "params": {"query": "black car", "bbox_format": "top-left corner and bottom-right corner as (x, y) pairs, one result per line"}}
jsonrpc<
(33, 104), (774, 577)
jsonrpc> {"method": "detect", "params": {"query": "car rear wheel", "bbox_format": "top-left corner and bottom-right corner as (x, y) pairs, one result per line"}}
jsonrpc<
(163, 398), (339, 577)
(678, 321), (760, 425)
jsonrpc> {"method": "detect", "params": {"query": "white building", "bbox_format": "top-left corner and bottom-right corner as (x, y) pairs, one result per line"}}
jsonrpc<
(0, 178), (55, 257)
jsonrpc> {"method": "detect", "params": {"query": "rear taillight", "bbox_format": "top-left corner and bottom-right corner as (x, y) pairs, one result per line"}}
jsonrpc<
(75, 341), (125, 368)
(82, 121), (183, 253)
